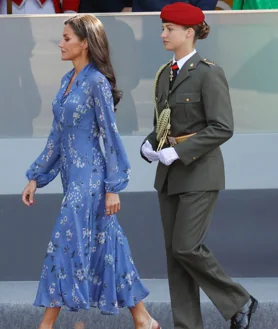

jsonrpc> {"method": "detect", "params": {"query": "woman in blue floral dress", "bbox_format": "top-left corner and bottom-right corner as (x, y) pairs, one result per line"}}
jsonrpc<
(22, 14), (161, 329)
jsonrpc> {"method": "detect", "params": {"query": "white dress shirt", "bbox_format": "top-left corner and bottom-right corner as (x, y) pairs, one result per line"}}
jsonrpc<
(173, 49), (197, 72)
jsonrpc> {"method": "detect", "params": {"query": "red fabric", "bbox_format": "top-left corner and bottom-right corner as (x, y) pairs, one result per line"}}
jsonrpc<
(62, 0), (80, 12)
(12, 0), (25, 6)
(52, 0), (61, 12)
(12, 0), (79, 12)
(160, 2), (205, 26)
(171, 63), (179, 71)
(13, 0), (47, 7)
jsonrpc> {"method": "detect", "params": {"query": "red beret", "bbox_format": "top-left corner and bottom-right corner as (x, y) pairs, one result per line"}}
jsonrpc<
(160, 2), (205, 26)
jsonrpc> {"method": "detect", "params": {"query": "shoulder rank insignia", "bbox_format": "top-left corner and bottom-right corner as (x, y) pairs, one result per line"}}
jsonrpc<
(202, 58), (216, 66)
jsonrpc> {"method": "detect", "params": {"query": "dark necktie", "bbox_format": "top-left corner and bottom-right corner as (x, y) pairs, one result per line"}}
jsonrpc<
(169, 62), (179, 91)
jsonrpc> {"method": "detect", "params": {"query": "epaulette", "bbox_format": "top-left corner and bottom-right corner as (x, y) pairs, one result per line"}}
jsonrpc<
(201, 58), (216, 66)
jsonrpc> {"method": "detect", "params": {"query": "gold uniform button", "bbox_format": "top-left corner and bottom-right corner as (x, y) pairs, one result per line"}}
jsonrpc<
(193, 156), (196, 160)
(186, 98), (190, 102)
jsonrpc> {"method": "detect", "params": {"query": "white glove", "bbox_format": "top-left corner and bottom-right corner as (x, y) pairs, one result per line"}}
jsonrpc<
(158, 147), (179, 166)
(141, 141), (159, 162)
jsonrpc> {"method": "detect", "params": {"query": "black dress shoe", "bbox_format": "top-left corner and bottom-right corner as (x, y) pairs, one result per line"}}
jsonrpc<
(230, 296), (258, 329)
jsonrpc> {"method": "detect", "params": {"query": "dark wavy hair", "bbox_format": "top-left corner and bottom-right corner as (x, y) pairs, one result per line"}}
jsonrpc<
(64, 14), (122, 108)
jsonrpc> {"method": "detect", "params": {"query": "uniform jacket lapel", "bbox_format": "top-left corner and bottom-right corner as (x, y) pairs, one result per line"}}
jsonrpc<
(170, 52), (202, 93)
(163, 64), (171, 96)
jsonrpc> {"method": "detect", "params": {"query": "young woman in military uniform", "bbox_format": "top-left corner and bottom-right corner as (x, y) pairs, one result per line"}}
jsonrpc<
(141, 3), (257, 329)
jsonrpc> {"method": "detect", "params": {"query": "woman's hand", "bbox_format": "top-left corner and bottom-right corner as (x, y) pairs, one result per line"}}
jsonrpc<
(105, 193), (120, 216)
(22, 180), (37, 206)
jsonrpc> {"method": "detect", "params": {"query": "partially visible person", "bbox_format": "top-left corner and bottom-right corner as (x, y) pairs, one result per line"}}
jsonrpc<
(232, 0), (278, 9)
(132, 0), (217, 11)
(79, 0), (131, 13)
(0, 0), (79, 14)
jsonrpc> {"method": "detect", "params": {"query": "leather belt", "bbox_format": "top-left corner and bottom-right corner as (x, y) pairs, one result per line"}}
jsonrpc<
(167, 133), (196, 146)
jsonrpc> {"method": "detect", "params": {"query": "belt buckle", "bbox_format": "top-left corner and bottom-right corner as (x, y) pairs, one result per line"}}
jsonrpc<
(167, 136), (177, 146)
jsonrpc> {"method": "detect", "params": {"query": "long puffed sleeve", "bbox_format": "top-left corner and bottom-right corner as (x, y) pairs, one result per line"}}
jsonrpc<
(26, 118), (61, 188)
(93, 76), (131, 193)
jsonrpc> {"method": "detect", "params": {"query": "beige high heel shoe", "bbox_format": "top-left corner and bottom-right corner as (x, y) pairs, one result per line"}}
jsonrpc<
(149, 318), (162, 329)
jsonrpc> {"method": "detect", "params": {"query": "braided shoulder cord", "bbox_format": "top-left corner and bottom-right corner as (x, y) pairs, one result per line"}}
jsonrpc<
(153, 60), (172, 151)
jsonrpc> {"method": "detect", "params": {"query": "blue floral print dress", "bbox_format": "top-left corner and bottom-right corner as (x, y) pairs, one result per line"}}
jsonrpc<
(26, 63), (149, 314)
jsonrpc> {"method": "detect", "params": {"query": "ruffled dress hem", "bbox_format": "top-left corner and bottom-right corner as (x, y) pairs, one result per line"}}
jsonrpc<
(33, 290), (150, 315)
